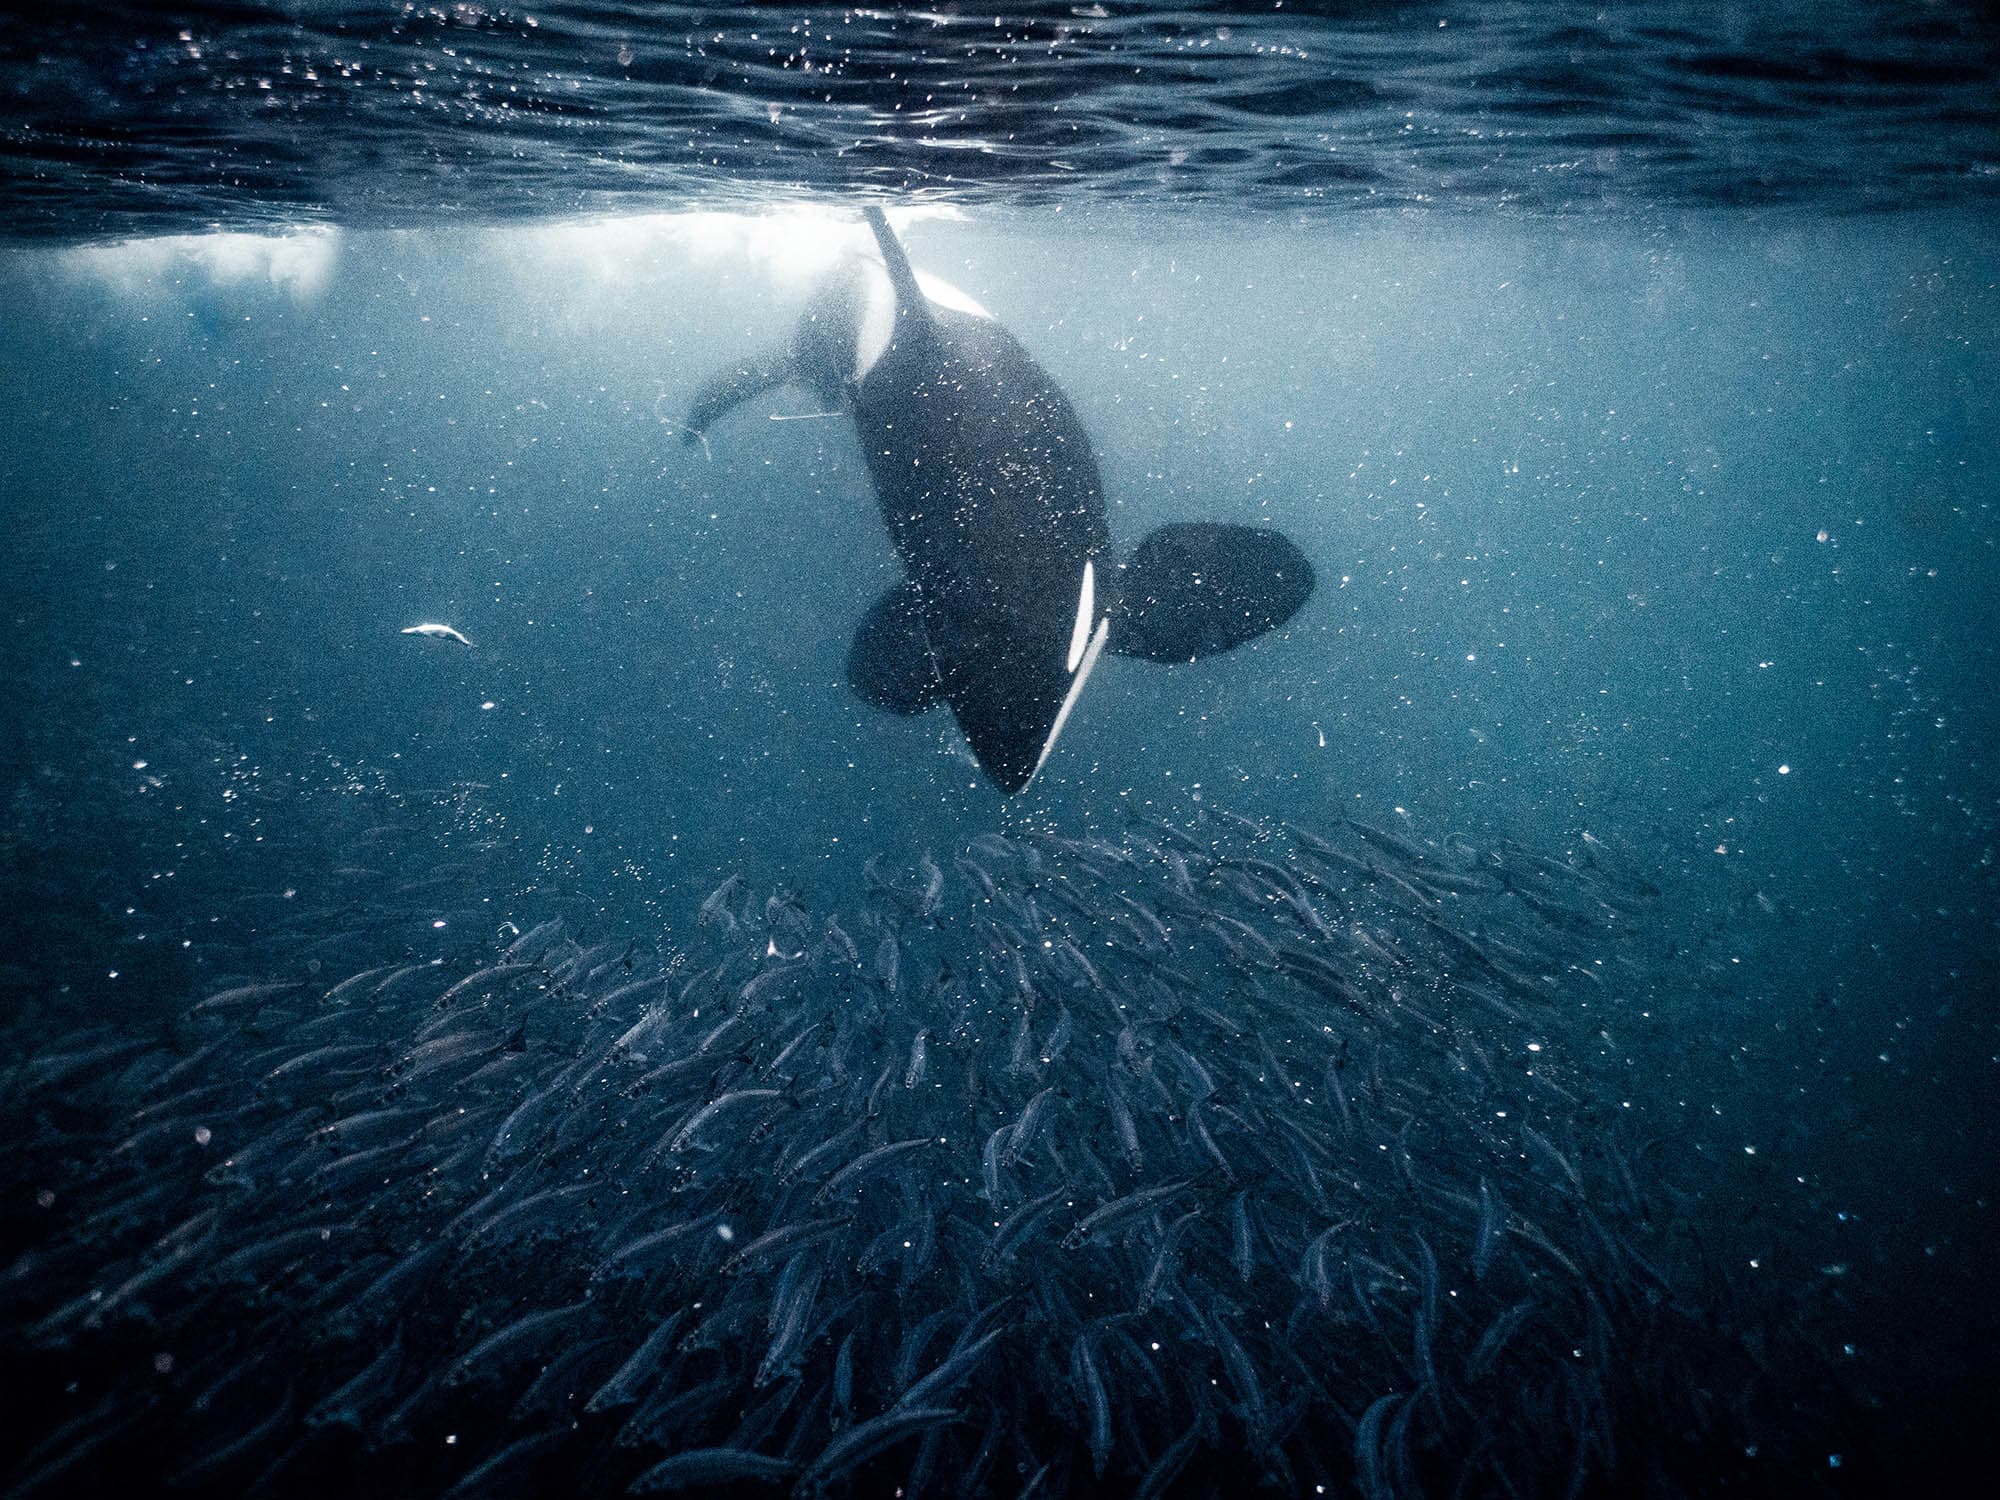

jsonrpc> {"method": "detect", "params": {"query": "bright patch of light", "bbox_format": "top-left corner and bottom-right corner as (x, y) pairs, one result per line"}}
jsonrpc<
(64, 226), (341, 302)
(511, 205), (965, 292)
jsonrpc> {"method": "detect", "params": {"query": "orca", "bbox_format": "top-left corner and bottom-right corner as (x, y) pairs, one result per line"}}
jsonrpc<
(685, 207), (1314, 793)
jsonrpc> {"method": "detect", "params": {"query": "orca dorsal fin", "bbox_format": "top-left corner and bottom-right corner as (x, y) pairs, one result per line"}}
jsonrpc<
(862, 206), (934, 337)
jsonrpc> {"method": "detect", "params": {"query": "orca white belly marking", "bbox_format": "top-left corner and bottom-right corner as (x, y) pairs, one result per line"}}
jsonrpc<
(1065, 560), (1097, 675)
(1032, 613), (1111, 789)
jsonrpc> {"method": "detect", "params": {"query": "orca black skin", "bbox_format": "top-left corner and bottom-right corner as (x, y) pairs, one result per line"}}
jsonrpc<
(685, 207), (1314, 793)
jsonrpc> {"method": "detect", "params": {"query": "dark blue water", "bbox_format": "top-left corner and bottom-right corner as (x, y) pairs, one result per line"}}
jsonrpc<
(3, 6), (1997, 1498)
(4, 1), (1998, 232)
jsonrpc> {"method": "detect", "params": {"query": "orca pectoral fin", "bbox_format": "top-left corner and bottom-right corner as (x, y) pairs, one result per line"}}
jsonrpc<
(1109, 522), (1316, 662)
(848, 581), (946, 715)
(683, 350), (794, 443)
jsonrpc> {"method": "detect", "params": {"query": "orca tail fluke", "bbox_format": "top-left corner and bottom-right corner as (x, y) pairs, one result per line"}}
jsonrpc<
(682, 350), (795, 443)
(1109, 522), (1315, 662)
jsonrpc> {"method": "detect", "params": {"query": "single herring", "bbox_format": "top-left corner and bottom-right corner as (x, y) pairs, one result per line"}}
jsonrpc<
(400, 623), (475, 647)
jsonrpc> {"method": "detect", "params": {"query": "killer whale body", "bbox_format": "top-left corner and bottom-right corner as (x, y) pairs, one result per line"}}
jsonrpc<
(685, 207), (1314, 793)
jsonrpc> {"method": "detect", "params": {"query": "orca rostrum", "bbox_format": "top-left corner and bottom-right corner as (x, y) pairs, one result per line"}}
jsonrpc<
(686, 207), (1314, 793)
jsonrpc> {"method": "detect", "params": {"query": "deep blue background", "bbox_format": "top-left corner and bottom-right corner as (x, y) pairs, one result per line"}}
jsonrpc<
(3, 205), (1996, 1468)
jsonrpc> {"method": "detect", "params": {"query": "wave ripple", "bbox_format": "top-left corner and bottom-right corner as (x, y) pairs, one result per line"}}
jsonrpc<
(1, 2), (1996, 237)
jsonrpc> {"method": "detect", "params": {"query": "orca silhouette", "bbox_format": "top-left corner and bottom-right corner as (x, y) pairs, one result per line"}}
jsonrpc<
(686, 208), (1313, 793)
